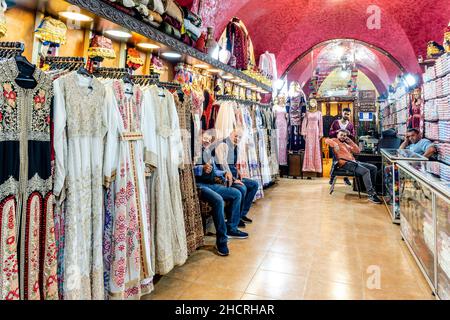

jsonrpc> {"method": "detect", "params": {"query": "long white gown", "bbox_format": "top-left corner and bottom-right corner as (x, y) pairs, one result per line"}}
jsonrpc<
(53, 72), (106, 300)
(146, 86), (187, 275)
(102, 80), (154, 299)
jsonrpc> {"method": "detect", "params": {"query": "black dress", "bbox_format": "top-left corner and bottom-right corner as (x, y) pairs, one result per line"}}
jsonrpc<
(0, 58), (57, 300)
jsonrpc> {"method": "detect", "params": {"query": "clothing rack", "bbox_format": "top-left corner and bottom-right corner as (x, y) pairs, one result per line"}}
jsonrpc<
(44, 56), (86, 71)
(0, 41), (25, 58)
(215, 95), (272, 108)
(93, 67), (130, 78)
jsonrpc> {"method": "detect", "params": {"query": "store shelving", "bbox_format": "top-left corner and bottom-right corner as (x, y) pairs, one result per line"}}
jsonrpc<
(66, 0), (273, 92)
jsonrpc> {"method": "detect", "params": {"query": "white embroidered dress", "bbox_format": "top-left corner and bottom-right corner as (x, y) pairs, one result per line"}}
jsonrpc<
(53, 72), (107, 300)
(146, 86), (187, 275)
(103, 80), (154, 300)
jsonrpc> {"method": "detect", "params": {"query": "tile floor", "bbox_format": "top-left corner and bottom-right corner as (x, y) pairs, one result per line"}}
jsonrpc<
(143, 178), (435, 300)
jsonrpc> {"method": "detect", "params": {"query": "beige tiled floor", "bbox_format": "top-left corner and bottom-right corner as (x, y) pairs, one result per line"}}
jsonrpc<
(143, 178), (435, 300)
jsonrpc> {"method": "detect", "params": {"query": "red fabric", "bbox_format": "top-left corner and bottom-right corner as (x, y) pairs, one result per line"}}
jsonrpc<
(175, 0), (194, 9)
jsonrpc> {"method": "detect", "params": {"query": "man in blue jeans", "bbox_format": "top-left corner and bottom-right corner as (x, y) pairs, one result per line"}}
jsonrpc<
(194, 135), (249, 256)
(214, 129), (259, 228)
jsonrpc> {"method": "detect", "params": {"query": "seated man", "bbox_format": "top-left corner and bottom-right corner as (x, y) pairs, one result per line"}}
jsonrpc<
(399, 128), (437, 158)
(213, 129), (259, 227)
(325, 129), (382, 204)
(194, 135), (249, 257)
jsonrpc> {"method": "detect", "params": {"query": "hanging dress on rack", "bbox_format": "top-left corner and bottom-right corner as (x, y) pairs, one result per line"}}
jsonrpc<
(242, 106), (264, 200)
(301, 111), (323, 173)
(103, 80), (154, 300)
(235, 103), (250, 179)
(0, 58), (57, 300)
(255, 106), (271, 185)
(53, 72), (107, 300)
(174, 93), (204, 255)
(147, 86), (187, 275)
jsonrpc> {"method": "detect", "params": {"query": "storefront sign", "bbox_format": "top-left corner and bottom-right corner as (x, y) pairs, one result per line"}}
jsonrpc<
(357, 90), (377, 112)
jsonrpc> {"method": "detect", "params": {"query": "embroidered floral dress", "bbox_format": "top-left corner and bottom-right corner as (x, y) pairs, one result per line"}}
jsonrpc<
(242, 106), (264, 200)
(53, 72), (107, 300)
(0, 58), (57, 300)
(103, 80), (154, 299)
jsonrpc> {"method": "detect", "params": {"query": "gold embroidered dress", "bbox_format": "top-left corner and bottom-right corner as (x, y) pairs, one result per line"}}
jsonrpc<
(0, 58), (57, 300)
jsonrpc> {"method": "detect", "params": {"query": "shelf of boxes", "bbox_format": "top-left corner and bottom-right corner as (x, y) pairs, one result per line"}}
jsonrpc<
(423, 54), (450, 165)
(380, 86), (411, 137)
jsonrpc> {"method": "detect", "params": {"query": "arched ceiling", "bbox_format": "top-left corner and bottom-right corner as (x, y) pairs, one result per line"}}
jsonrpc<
(194, 0), (450, 77)
(286, 40), (403, 93)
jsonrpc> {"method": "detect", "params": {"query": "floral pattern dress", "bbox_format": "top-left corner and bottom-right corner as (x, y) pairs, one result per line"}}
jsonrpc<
(103, 80), (154, 299)
(0, 58), (57, 300)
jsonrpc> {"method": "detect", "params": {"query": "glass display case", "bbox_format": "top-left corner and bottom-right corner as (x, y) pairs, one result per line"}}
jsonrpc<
(381, 149), (428, 223)
(398, 161), (450, 299)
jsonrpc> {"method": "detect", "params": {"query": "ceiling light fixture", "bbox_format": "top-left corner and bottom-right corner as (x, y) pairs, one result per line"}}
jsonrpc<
(137, 42), (160, 50)
(194, 63), (209, 69)
(403, 73), (418, 88)
(59, 11), (93, 22)
(161, 52), (182, 59)
(222, 75), (233, 80)
(105, 29), (132, 39)
(207, 68), (221, 73)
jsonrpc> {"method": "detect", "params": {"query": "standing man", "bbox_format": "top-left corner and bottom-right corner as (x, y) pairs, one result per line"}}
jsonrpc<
(214, 129), (259, 228)
(329, 107), (356, 186)
(325, 130), (382, 204)
(400, 128), (437, 159)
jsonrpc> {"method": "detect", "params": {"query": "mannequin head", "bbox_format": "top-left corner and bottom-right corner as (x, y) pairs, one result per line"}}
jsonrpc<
(308, 98), (318, 111)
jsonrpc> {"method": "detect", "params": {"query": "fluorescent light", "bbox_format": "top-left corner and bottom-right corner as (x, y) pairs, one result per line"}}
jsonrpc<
(105, 30), (132, 39)
(231, 79), (240, 83)
(207, 68), (221, 73)
(59, 11), (93, 22)
(162, 52), (182, 59)
(404, 74), (417, 87)
(137, 43), (160, 49)
(194, 64), (209, 69)
(334, 45), (345, 59)
(222, 75), (233, 80)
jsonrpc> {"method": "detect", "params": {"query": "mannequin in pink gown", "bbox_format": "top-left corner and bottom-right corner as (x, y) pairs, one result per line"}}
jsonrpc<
(301, 108), (323, 173)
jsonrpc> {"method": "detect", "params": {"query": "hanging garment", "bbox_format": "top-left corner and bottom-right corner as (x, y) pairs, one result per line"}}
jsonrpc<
(226, 18), (249, 70)
(255, 106), (271, 185)
(191, 89), (204, 163)
(242, 106), (264, 200)
(174, 93), (204, 256)
(235, 104), (250, 179)
(301, 111), (323, 173)
(259, 51), (278, 80)
(215, 100), (236, 141)
(275, 104), (288, 165)
(0, 58), (57, 300)
(147, 86), (187, 275)
(103, 80), (154, 300)
(265, 108), (279, 177)
(53, 72), (107, 300)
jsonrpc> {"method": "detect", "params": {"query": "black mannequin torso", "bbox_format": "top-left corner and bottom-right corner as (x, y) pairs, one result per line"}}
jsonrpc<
(14, 56), (38, 89)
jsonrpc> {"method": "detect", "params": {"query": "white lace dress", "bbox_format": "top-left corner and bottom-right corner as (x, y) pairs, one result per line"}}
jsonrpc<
(53, 72), (107, 300)
(146, 86), (187, 275)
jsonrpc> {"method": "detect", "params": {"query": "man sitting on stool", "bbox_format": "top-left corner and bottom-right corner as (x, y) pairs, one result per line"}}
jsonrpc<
(194, 134), (249, 257)
(214, 129), (259, 228)
(399, 128), (437, 159)
(325, 129), (382, 204)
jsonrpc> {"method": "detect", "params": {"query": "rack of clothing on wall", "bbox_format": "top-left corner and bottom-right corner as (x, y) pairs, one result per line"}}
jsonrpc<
(0, 41), (25, 58)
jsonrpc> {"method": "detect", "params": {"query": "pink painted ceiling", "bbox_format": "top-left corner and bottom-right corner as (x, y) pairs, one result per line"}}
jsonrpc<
(196, 0), (450, 77)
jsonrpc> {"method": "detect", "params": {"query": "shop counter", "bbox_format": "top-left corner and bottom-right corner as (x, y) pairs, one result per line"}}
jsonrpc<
(398, 161), (450, 299)
(381, 149), (428, 223)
